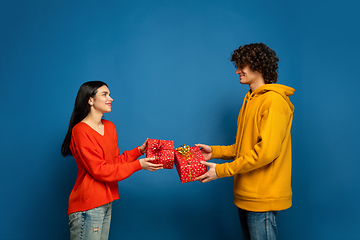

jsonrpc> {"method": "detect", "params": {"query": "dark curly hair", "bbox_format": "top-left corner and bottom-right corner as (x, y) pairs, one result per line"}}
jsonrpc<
(231, 43), (279, 84)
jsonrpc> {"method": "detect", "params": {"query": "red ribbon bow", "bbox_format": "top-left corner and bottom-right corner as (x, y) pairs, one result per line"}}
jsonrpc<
(150, 140), (165, 160)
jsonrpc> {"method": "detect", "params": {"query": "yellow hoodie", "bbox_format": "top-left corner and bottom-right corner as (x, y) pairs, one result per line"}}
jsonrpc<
(212, 84), (295, 212)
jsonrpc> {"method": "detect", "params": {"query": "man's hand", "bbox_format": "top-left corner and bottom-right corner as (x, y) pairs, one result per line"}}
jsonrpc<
(195, 161), (218, 183)
(195, 143), (212, 161)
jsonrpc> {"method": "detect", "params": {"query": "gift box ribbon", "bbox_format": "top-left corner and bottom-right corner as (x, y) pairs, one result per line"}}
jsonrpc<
(176, 145), (194, 181)
(176, 145), (193, 161)
(150, 140), (171, 160)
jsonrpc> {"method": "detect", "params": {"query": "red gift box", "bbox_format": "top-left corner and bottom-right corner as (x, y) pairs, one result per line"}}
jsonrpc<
(146, 139), (174, 169)
(174, 145), (207, 183)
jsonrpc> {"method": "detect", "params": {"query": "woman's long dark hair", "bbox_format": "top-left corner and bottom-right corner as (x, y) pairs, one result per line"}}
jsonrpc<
(61, 81), (108, 156)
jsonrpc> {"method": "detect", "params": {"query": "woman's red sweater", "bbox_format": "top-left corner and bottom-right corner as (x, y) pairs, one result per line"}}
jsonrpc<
(68, 119), (142, 214)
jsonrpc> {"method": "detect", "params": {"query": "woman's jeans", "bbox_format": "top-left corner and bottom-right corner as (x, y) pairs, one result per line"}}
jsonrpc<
(69, 202), (112, 240)
(238, 208), (278, 240)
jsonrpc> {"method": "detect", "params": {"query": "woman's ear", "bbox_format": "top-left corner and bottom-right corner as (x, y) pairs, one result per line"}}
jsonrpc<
(88, 98), (94, 106)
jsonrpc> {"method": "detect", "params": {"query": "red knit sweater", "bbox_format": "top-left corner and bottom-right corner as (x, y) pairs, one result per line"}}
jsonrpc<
(68, 119), (142, 214)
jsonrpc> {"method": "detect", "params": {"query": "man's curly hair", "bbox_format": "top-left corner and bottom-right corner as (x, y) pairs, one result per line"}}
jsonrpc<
(231, 43), (279, 84)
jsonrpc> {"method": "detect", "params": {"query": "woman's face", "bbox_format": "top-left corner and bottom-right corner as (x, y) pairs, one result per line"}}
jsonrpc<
(89, 85), (113, 114)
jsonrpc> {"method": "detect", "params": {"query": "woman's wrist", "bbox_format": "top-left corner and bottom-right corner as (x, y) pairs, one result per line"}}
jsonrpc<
(139, 146), (146, 154)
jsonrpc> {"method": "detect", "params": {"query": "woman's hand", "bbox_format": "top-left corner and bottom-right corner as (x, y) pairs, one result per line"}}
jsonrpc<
(139, 158), (163, 172)
(139, 138), (148, 154)
(195, 143), (212, 161)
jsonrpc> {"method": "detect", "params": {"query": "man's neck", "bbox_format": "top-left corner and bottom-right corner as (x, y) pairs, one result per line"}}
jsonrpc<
(249, 81), (265, 92)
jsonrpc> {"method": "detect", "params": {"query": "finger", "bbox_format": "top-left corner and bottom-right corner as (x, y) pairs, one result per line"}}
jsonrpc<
(150, 165), (163, 171)
(194, 173), (207, 182)
(148, 163), (163, 168)
(141, 139), (148, 149)
(195, 143), (205, 148)
(200, 178), (209, 183)
(200, 161), (211, 166)
(201, 177), (211, 183)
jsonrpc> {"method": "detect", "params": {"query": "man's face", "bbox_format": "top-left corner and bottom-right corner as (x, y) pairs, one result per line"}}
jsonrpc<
(235, 65), (263, 86)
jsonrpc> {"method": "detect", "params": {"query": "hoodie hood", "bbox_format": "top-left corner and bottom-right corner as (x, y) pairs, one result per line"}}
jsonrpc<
(252, 84), (295, 112)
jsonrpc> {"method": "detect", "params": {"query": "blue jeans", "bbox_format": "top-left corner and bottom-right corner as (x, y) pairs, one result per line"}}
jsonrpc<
(69, 202), (112, 240)
(238, 208), (278, 240)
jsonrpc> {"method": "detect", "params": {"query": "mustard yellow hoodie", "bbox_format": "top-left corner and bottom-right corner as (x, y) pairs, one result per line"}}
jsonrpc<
(212, 84), (295, 212)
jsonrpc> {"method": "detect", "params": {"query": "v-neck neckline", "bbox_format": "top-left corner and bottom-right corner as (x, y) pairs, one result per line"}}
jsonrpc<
(80, 120), (105, 136)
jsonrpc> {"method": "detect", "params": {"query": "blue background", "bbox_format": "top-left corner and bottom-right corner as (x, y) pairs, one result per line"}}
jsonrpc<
(1, 0), (359, 239)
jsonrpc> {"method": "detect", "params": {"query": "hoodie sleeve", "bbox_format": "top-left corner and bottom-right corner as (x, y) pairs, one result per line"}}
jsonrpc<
(211, 144), (236, 160)
(216, 93), (292, 177)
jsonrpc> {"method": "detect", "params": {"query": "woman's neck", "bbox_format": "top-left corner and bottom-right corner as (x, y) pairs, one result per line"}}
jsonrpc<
(82, 111), (103, 126)
(82, 111), (105, 135)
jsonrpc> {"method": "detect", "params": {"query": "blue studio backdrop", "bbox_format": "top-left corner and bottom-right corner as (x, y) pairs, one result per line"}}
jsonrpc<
(1, 0), (360, 239)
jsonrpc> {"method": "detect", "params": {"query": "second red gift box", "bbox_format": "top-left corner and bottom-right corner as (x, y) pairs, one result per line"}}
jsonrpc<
(174, 145), (207, 183)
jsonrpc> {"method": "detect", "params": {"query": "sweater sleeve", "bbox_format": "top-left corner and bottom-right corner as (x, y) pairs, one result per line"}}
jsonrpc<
(216, 108), (289, 178)
(71, 128), (142, 182)
(115, 148), (143, 164)
(113, 126), (143, 164)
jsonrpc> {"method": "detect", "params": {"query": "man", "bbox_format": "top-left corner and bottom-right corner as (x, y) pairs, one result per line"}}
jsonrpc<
(195, 43), (295, 240)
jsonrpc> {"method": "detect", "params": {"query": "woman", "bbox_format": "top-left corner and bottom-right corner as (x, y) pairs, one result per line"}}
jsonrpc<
(61, 81), (162, 240)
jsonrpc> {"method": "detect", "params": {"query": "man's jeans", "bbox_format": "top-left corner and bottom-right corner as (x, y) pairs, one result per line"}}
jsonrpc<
(238, 208), (278, 240)
(69, 202), (112, 240)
